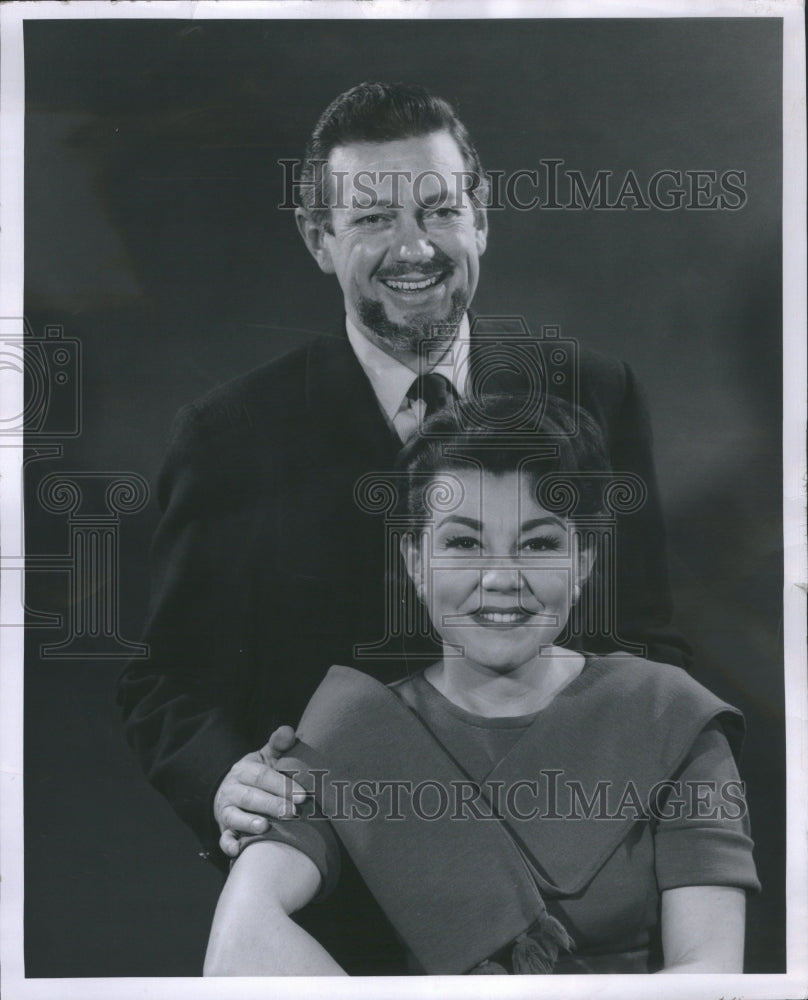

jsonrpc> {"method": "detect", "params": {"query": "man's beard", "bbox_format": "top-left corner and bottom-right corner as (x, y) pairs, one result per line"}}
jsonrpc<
(358, 288), (468, 356)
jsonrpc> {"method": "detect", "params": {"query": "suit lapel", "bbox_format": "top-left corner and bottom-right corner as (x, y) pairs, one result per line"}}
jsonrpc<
(303, 328), (401, 464)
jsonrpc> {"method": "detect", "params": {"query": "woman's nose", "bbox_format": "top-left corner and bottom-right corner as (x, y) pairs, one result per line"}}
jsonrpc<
(480, 566), (521, 591)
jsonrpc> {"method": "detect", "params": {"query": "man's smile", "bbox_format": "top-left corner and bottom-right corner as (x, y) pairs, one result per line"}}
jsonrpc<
(380, 272), (445, 292)
(377, 268), (450, 297)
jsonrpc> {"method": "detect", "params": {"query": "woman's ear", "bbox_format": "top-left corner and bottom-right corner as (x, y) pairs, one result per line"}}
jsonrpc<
(400, 532), (423, 591)
(576, 541), (596, 589)
(295, 208), (335, 274)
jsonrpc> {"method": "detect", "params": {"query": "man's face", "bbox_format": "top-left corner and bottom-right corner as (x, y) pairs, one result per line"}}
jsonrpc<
(303, 131), (487, 362)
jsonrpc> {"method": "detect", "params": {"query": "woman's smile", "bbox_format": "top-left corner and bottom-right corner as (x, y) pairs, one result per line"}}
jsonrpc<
(471, 607), (544, 626)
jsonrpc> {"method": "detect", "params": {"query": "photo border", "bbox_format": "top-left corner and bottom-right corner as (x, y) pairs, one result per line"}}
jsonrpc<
(1, 2), (804, 998)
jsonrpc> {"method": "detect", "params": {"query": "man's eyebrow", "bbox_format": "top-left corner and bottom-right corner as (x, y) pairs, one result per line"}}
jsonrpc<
(420, 190), (460, 208)
(350, 197), (398, 211)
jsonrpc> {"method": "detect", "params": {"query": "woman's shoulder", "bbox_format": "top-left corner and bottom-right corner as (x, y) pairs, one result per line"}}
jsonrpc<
(585, 652), (716, 698)
(298, 665), (420, 739)
(581, 653), (744, 758)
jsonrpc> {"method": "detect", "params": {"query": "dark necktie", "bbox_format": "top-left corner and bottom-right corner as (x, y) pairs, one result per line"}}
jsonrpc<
(406, 372), (457, 418)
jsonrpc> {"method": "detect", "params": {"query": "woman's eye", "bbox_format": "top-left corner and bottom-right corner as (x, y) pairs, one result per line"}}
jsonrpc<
(523, 536), (562, 552)
(443, 535), (479, 550)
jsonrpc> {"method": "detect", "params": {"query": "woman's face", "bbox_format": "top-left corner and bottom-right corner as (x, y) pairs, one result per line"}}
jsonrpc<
(405, 468), (591, 675)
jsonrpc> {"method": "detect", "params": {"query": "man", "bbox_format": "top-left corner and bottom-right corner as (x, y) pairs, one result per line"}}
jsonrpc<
(118, 82), (688, 970)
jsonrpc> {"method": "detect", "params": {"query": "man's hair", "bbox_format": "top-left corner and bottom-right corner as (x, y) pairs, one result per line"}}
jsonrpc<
(300, 81), (488, 231)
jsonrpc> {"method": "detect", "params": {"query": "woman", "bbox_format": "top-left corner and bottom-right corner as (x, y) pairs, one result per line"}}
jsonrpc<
(204, 395), (759, 976)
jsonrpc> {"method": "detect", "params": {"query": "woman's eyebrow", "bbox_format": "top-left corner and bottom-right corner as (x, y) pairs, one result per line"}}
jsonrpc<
(436, 515), (481, 531)
(435, 515), (566, 531)
(521, 516), (566, 532)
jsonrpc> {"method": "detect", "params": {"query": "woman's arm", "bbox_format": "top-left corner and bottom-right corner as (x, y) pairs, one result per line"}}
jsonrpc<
(659, 885), (746, 973)
(204, 840), (346, 976)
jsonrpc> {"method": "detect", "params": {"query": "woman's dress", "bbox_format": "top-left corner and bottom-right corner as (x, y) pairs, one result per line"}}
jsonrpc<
(252, 654), (759, 974)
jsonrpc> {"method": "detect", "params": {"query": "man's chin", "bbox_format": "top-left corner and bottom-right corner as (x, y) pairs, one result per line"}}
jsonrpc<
(358, 293), (466, 354)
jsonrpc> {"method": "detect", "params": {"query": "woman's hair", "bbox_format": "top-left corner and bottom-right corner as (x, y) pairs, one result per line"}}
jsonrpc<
(394, 393), (612, 529)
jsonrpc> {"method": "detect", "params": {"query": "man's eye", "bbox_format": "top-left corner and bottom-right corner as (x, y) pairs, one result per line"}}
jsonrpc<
(426, 207), (459, 219)
(355, 214), (389, 226)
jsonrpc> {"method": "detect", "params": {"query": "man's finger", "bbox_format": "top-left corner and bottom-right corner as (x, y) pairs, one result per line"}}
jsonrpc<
(267, 725), (297, 754)
(219, 829), (242, 858)
(220, 804), (273, 834)
(246, 757), (307, 804)
(232, 759), (306, 801)
(236, 783), (299, 819)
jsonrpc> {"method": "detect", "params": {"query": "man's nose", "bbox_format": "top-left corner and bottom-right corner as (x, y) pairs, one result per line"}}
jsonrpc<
(392, 216), (435, 263)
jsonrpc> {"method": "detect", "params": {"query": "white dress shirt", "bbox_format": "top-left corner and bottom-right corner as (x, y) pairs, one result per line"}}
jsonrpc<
(345, 314), (470, 442)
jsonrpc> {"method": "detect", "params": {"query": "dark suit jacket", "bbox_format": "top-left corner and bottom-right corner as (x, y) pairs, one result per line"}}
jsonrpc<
(117, 327), (689, 970)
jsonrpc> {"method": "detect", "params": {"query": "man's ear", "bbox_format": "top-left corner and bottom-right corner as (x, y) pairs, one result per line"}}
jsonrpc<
(474, 205), (488, 256)
(400, 532), (423, 591)
(295, 208), (335, 274)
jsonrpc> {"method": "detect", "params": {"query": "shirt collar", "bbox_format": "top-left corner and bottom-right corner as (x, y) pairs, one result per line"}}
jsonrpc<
(345, 314), (470, 422)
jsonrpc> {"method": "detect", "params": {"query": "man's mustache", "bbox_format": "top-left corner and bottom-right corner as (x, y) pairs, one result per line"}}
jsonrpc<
(376, 261), (453, 281)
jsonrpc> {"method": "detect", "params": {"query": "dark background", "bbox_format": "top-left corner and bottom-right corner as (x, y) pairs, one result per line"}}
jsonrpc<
(22, 17), (784, 976)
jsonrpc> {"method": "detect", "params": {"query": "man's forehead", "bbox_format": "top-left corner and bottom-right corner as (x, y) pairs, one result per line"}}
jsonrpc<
(326, 131), (467, 187)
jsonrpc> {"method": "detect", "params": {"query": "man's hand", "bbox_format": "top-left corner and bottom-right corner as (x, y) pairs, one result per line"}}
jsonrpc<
(214, 726), (306, 858)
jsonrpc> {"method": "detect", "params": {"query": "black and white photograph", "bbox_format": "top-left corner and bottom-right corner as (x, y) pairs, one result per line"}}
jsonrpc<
(0, 2), (805, 998)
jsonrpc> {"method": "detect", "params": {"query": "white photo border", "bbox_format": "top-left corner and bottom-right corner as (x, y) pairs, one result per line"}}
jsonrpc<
(0, 2), (805, 998)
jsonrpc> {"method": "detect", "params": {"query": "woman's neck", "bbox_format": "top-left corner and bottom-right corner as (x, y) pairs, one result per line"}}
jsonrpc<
(424, 647), (586, 718)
